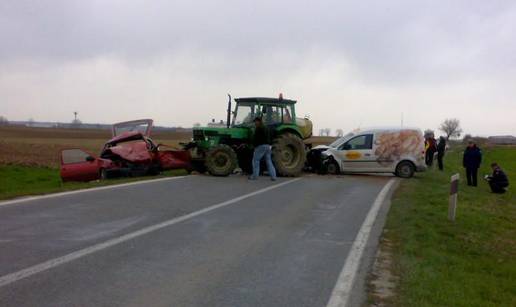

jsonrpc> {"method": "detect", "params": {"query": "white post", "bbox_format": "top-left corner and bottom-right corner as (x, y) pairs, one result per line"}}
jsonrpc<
(448, 173), (460, 221)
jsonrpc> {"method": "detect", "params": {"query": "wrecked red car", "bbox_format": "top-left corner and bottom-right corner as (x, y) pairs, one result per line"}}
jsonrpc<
(60, 119), (191, 181)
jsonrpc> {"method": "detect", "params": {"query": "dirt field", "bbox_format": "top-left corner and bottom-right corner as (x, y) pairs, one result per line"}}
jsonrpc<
(0, 125), (336, 168)
(0, 126), (191, 168)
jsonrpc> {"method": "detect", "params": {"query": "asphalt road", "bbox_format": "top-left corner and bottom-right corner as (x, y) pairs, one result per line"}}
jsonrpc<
(0, 174), (392, 307)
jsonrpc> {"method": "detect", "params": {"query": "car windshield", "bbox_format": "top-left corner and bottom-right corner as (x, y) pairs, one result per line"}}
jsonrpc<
(113, 120), (152, 137)
(329, 132), (354, 148)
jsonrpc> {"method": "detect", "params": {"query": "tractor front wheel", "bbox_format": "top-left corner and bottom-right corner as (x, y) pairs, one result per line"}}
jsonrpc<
(272, 133), (306, 177)
(205, 144), (238, 176)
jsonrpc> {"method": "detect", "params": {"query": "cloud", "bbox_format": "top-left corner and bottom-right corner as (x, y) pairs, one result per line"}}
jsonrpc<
(1, 0), (515, 136)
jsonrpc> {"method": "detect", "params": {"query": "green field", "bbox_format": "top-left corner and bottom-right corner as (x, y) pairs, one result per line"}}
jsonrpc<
(377, 146), (515, 306)
(0, 165), (188, 200)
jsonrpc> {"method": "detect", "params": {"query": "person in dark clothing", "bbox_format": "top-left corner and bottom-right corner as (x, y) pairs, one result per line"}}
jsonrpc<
(485, 162), (509, 193)
(249, 117), (277, 181)
(425, 137), (437, 167)
(463, 140), (482, 186)
(436, 136), (446, 171)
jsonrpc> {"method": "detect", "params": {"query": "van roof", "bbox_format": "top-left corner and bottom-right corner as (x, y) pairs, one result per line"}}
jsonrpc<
(352, 127), (422, 134)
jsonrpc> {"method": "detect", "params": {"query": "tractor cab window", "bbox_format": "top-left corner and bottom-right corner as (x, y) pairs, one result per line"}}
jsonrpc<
(233, 104), (255, 126)
(282, 105), (294, 123)
(261, 105), (282, 125)
(340, 134), (373, 150)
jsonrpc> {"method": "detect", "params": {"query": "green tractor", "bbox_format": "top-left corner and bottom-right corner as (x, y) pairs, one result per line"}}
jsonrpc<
(188, 95), (313, 177)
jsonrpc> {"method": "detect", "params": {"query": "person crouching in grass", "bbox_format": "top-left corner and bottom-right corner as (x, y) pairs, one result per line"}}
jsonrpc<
(485, 162), (509, 194)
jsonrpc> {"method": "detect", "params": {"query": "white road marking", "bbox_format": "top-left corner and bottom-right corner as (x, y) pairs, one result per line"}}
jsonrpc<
(0, 176), (187, 207)
(326, 178), (396, 307)
(0, 178), (301, 288)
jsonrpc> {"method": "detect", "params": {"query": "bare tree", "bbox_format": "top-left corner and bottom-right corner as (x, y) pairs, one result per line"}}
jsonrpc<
(319, 129), (325, 136)
(324, 128), (331, 136)
(336, 129), (344, 137)
(439, 118), (462, 140)
(0, 116), (8, 125)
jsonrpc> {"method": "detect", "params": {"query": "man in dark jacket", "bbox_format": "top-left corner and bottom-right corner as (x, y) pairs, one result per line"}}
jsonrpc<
(463, 140), (482, 186)
(249, 117), (277, 181)
(485, 162), (509, 193)
(436, 136), (446, 171)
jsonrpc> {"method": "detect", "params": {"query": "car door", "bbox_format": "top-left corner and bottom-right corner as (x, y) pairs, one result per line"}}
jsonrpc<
(60, 149), (100, 181)
(337, 134), (375, 172)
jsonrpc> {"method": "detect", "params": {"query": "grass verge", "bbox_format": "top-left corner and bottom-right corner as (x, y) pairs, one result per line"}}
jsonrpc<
(0, 164), (188, 200)
(371, 146), (515, 306)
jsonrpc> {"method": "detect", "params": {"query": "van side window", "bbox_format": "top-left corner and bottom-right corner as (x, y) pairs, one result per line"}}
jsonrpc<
(341, 134), (373, 150)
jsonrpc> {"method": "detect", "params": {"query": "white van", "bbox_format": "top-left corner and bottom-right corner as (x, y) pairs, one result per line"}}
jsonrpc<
(318, 128), (426, 178)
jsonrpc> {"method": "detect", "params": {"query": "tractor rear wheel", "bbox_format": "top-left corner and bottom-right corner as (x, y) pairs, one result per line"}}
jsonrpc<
(272, 133), (306, 177)
(205, 144), (238, 176)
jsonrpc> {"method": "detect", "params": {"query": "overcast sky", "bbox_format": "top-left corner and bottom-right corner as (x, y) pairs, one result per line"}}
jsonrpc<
(1, 0), (515, 136)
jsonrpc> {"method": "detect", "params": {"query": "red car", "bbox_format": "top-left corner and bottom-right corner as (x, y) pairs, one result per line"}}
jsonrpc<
(60, 119), (191, 181)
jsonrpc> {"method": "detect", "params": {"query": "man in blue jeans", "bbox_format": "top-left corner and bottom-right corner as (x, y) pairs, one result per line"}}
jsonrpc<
(249, 117), (277, 181)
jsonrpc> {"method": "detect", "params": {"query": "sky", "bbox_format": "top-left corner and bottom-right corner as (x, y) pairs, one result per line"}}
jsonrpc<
(1, 0), (515, 136)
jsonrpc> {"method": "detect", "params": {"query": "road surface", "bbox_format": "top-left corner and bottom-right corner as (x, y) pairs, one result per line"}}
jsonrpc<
(0, 174), (393, 307)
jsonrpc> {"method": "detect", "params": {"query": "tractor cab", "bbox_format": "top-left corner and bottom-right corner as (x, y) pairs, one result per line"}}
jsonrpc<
(232, 97), (297, 128)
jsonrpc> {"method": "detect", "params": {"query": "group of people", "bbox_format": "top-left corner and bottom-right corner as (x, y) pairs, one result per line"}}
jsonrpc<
(463, 140), (509, 194)
(426, 136), (510, 194)
(425, 135), (447, 171)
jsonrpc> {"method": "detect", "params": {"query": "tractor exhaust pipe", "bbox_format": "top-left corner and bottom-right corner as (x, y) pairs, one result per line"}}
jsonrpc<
(226, 94), (232, 128)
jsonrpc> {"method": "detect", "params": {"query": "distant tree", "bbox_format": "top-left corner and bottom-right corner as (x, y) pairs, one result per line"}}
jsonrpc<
(193, 123), (201, 128)
(28, 118), (34, 127)
(439, 118), (462, 140)
(336, 129), (344, 137)
(0, 115), (8, 125)
(323, 128), (331, 136)
(319, 129), (325, 136)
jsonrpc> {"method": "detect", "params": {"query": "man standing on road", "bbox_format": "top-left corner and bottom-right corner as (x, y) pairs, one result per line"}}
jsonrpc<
(463, 140), (482, 186)
(249, 117), (277, 181)
(485, 162), (509, 193)
(436, 136), (446, 171)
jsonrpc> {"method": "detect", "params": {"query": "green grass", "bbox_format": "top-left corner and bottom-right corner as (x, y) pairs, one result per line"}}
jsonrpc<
(384, 146), (516, 307)
(0, 165), (188, 200)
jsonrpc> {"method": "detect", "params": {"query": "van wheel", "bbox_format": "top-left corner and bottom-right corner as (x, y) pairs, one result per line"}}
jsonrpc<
(325, 160), (340, 175)
(395, 161), (415, 178)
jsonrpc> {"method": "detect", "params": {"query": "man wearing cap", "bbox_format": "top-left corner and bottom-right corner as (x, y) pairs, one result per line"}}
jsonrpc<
(249, 117), (277, 181)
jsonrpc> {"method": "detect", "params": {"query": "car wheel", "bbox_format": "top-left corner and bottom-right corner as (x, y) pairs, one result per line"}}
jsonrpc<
(395, 161), (415, 178)
(325, 160), (340, 175)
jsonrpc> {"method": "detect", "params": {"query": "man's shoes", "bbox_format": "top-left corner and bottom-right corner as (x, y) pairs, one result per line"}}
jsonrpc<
(271, 177), (277, 181)
(248, 176), (257, 180)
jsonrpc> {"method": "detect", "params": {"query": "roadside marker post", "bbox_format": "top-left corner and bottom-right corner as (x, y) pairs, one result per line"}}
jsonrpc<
(448, 173), (459, 221)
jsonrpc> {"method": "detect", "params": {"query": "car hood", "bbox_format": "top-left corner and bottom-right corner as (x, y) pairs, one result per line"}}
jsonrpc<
(312, 145), (331, 150)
